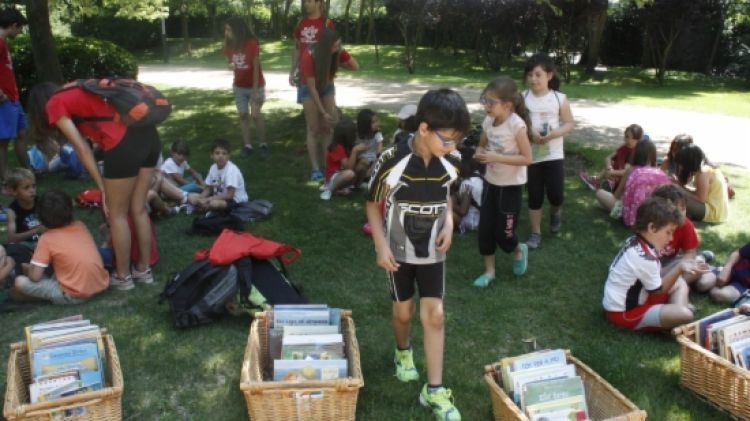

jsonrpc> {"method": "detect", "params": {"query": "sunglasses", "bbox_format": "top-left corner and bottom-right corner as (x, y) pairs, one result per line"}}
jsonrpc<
(479, 95), (502, 107)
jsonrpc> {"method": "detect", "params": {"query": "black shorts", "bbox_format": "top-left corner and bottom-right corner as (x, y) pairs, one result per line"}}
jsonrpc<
(103, 125), (161, 179)
(387, 261), (445, 301)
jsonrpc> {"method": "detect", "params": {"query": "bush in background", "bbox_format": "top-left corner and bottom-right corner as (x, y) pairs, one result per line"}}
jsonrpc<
(71, 16), (161, 51)
(11, 35), (138, 101)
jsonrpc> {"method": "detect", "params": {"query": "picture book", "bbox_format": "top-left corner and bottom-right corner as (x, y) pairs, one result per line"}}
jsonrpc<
(521, 376), (586, 411)
(29, 375), (78, 403)
(740, 345), (750, 369)
(32, 342), (103, 390)
(283, 325), (340, 336)
(729, 337), (750, 367)
(529, 407), (589, 421)
(708, 316), (749, 354)
(511, 364), (577, 405)
(719, 319), (750, 359)
(273, 359), (348, 381)
(697, 308), (735, 349)
(273, 308), (332, 327)
(525, 395), (589, 421)
(501, 349), (566, 393)
(281, 333), (344, 360)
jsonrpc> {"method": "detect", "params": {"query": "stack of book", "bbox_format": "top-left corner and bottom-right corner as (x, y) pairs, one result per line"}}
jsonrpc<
(695, 309), (750, 368)
(269, 305), (347, 382)
(23, 316), (105, 404)
(497, 349), (590, 421)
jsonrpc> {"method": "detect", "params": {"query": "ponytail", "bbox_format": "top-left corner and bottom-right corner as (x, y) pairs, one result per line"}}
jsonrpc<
(513, 92), (534, 140)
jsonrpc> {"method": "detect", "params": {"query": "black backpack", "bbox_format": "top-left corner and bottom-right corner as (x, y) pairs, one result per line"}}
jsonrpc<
(159, 260), (247, 328)
(231, 257), (307, 315)
(66, 78), (172, 127)
(190, 213), (244, 236)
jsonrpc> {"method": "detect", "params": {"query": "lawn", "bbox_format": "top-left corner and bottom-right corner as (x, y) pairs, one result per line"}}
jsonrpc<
(1, 85), (748, 420)
(136, 38), (750, 118)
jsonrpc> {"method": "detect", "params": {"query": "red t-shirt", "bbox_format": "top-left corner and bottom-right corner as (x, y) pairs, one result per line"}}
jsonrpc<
(293, 16), (335, 52)
(0, 38), (19, 101)
(223, 38), (266, 88)
(660, 216), (700, 260)
(612, 144), (634, 170)
(299, 48), (353, 84)
(325, 144), (348, 182)
(46, 87), (127, 151)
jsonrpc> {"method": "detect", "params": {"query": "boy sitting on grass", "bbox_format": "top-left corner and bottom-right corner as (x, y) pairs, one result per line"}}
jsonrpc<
(187, 138), (248, 214)
(707, 243), (750, 304)
(11, 191), (108, 304)
(602, 197), (706, 332)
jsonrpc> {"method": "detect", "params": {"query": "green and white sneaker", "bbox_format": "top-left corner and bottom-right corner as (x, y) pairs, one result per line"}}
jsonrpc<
(394, 347), (419, 382)
(419, 384), (461, 421)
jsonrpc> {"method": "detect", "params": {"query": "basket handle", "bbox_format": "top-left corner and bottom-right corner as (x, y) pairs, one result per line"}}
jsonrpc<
(672, 326), (685, 336)
(23, 398), (103, 418)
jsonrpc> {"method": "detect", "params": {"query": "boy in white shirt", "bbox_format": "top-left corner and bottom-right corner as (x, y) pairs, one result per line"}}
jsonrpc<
(187, 139), (248, 213)
(160, 140), (204, 193)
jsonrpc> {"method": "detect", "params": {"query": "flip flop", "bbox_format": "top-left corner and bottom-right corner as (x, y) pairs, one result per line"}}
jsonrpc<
(513, 243), (528, 276)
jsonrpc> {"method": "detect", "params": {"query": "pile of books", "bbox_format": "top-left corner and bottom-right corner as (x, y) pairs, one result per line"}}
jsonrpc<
(695, 309), (750, 368)
(496, 349), (590, 421)
(24, 316), (105, 404)
(269, 304), (347, 382)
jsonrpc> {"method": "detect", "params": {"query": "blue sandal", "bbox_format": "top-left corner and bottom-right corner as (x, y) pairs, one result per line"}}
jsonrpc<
(513, 244), (528, 276)
(472, 273), (495, 288)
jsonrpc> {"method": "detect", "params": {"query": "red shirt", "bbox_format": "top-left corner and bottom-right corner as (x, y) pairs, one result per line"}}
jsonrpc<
(299, 48), (352, 84)
(46, 87), (127, 151)
(660, 216), (700, 260)
(0, 38), (19, 101)
(293, 16), (335, 52)
(612, 144), (634, 171)
(325, 144), (348, 182)
(223, 38), (265, 88)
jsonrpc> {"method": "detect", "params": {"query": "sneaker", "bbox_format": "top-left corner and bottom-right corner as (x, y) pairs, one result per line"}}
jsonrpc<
(526, 233), (542, 249)
(310, 169), (324, 182)
(394, 347), (419, 382)
(579, 170), (598, 191)
(180, 204), (195, 215)
(259, 143), (269, 157)
(241, 145), (253, 157)
(550, 212), (562, 234)
(109, 273), (134, 290)
(472, 273), (495, 288)
(513, 243), (528, 276)
(419, 384), (461, 421)
(320, 189), (332, 200)
(132, 266), (154, 284)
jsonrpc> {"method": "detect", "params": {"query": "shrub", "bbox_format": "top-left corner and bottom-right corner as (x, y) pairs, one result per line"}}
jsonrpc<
(11, 35), (138, 100)
(71, 16), (160, 51)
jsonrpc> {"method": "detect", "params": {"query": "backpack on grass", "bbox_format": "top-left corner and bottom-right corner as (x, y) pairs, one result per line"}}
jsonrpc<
(231, 199), (273, 222)
(228, 256), (306, 316)
(190, 213), (244, 236)
(65, 79), (172, 127)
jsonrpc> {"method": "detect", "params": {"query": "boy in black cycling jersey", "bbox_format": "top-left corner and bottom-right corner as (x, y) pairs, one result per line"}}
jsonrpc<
(366, 88), (469, 421)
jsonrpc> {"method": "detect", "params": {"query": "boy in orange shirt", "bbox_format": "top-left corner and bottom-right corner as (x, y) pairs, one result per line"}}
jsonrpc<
(11, 191), (108, 304)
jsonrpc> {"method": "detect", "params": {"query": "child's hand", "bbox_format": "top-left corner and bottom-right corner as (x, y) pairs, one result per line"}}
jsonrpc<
(473, 149), (496, 165)
(435, 226), (453, 253)
(375, 244), (399, 272)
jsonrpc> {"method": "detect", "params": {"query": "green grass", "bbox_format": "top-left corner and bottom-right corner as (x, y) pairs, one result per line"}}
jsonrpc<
(135, 38), (750, 117)
(1, 86), (748, 420)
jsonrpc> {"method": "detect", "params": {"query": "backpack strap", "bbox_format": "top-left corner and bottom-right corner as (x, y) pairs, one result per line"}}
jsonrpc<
(235, 257), (254, 307)
(159, 260), (211, 303)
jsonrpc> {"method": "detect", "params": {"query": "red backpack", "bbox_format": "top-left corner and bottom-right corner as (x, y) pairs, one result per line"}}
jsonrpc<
(194, 229), (301, 266)
(76, 189), (103, 208)
(64, 79), (172, 127)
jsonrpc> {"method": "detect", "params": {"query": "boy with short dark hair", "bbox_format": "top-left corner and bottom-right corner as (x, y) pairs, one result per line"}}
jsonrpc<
(187, 139), (248, 213)
(11, 191), (108, 304)
(0, 8), (31, 183)
(4, 168), (43, 245)
(602, 197), (703, 332)
(366, 88), (470, 421)
(161, 139), (205, 193)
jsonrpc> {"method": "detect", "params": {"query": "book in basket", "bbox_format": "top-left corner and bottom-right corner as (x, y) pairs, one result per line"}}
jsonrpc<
(511, 364), (577, 406)
(521, 376), (587, 415)
(500, 349), (566, 393)
(272, 359), (348, 381)
(695, 308), (735, 350)
(281, 333), (344, 360)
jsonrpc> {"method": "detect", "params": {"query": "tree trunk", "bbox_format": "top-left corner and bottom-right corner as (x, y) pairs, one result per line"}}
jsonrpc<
(356, 0), (366, 44)
(343, 0), (354, 42)
(207, 2), (218, 40)
(705, 7), (723, 75)
(366, 0), (375, 44)
(283, 0), (294, 36)
(584, 7), (607, 75)
(25, 0), (63, 84)
(180, 2), (192, 56)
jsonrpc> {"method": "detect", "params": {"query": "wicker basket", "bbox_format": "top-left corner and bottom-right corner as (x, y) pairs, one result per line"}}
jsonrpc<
(484, 351), (647, 421)
(673, 320), (750, 419)
(3, 333), (123, 421)
(240, 310), (364, 421)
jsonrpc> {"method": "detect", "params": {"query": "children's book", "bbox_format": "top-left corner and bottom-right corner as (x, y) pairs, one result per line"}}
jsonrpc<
(32, 342), (103, 390)
(525, 395), (589, 421)
(720, 319), (750, 359)
(501, 349), (566, 393)
(708, 316), (749, 354)
(521, 376), (586, 411)
(29, 375), (78, 403)
(282, 325), (340, 336)
(697, 309), (739, 349)
(281, 334), (344, 360)
(729, 337), (750, 367)
(273, 308), (332, 327)
(272, 359), (348, 381)
(512, 365), (578, 406)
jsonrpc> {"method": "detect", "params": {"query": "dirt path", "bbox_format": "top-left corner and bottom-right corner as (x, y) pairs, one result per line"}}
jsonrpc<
(140, 64), (750, 169)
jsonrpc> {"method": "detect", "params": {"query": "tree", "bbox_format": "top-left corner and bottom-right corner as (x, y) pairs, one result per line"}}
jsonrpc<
(25, 0), (63, 84)
(355, 0), (365, 43)
(582, 0), (608, 75)
(385, 0), (439, 73)
(342, 0), (354, 41)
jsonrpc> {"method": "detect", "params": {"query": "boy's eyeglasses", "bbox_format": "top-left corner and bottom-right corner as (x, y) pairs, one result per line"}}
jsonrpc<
(479, 95), (501, 107)
(434, 130), (457, 147)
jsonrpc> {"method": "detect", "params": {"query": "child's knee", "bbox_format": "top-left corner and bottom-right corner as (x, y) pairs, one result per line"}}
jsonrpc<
(13, 275), (28, 291)
(420, 304), (444, 329)
(695, 272), (717, 292)
(710, 287), (738, 304)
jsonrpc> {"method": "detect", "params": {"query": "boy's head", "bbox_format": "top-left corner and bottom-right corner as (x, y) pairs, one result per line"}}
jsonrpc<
(170, 140), (190, 163)
(415, 89), (470, 155)
(6, 168), (36, 203)
(634, 197), (684, 249)
(210, 138), (231, 168)
(0, 8), (27, 35)
(651, 184), (687, 215)
(624, 124), (644, 148)
(37, 191), (73, 229)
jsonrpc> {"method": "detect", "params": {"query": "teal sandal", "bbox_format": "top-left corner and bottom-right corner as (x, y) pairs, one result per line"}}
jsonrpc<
(472, 273), (495, 288)
(513, 244), (528, 276)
